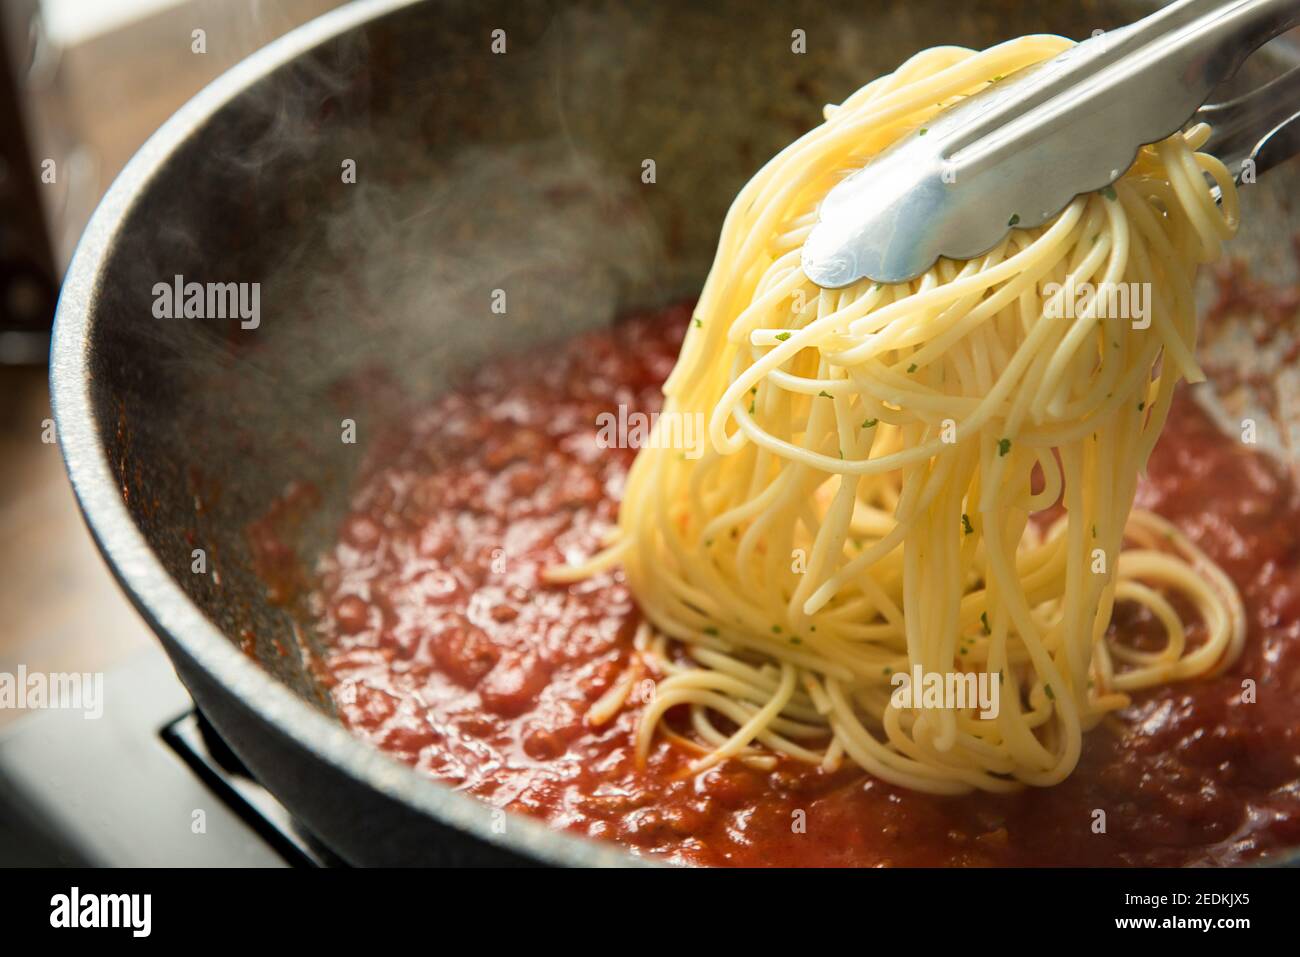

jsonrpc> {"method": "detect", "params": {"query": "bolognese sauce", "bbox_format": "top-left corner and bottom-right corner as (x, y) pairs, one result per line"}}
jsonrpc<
(309, 303), (1300, 866)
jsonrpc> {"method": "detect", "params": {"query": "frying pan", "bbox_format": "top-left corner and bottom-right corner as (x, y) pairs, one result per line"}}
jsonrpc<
(50, 0), (1300, 866)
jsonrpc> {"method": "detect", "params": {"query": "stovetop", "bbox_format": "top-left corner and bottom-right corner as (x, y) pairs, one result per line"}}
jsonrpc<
(0, 645), (342, 866)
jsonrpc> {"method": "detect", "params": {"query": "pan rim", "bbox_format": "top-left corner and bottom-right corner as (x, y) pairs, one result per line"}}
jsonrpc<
(48, 0), (641, 868)
(48, 0), (1300, 870)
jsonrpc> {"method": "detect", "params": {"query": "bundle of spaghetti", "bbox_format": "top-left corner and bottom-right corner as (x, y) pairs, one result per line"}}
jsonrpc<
(552, 36), (1246, 793)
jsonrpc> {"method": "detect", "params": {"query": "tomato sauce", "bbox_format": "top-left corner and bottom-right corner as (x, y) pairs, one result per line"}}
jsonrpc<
(311, 303), (1300, 866)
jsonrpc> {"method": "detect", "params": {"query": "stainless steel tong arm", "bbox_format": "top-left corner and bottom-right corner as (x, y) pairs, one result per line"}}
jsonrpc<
(802, 0), (1300, 288)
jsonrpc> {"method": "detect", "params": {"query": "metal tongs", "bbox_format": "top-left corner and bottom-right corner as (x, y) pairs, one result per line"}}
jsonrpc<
(802, 0), (1300, 287)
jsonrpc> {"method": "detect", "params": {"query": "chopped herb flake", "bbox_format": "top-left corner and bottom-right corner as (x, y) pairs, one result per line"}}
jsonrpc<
(962, 513), (974, 535)
(1008, 213), (1021, 227)
(775, 331), (792, 341)
(997, 438), (1011, 457)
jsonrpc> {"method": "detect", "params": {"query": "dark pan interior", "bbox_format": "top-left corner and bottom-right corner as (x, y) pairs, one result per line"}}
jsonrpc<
(65, 0), (1300, 862)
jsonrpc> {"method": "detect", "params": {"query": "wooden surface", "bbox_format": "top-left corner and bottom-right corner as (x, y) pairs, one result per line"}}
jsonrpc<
(1, 0), (344, 726)
(0, 366), (149, 728)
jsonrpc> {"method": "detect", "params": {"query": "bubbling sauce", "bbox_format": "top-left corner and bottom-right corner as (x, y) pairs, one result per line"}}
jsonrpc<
(311, 303), (1300, 866)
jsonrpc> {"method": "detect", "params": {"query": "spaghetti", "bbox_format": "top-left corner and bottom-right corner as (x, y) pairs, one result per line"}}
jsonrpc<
(551, 36), (1246, 793)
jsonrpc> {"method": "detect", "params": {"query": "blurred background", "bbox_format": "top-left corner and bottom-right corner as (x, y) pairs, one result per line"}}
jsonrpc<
(2, 0), (371, 868)
(0, 0), (351, 731)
